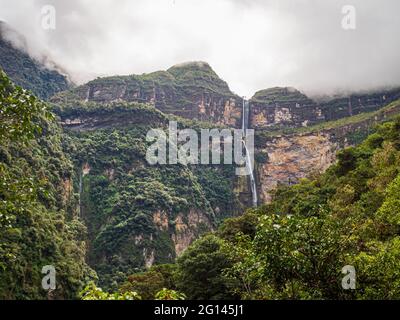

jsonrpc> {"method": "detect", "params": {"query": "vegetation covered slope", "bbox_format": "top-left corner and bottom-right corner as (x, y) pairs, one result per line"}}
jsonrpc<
(0, 70), (94, 299)
(55, 99), (241, 291)
(251, 87), (314, 105)
(50, 61), (242, 126)
(115, 116), (400, 300)
(0, 24), (70, 100)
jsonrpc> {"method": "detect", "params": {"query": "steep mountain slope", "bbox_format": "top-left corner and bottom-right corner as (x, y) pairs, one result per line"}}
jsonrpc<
(250, 87), (325, 128)
(320, 88), (400, 120)
(51, 61), (242, 127)
(53, 101), (242, 289)
(0, 70), (94, 299)
(0, 22), (70, 100)
(4, 34), (400, 297)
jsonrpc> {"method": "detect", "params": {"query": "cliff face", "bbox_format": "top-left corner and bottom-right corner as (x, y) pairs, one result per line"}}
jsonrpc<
(250, 87), (325, 128)
(249, 86), (400, 130)
(256, 133), (338, 202)
(54, 61), (243, 127)
(255, 99), (400, 202)
(320, 88), (400, 121)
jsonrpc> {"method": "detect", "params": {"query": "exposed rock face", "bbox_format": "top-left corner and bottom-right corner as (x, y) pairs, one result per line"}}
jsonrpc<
(255, 99), (400, 202)
(320, 88), (400, 121)
(153, 210), (169, 231)
(132, 209), (213, 269)
(171, 209), (213, 256)
(54, 61), (243, 127)
(249, 86), (400, 129)
(257, 133), (338, 202)
(250, 87), (325, 128)
(49, 59), (400, 282)
(61, 178), (73, 206)
(143, 248), (155, 269)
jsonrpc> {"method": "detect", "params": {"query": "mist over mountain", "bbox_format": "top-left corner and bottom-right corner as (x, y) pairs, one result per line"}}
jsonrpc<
(1, 0), (400, 97)
(0, 21), (71, 99)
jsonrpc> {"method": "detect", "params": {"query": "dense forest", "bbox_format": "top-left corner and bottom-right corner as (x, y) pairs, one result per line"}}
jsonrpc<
(0, 70), (94, 299)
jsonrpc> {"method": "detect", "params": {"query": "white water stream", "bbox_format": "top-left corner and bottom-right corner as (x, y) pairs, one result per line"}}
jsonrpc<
(242, 99), (257, 207)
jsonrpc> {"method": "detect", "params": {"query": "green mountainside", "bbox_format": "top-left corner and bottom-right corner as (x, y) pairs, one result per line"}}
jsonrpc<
(0, 23), (70, 100)
(62, 113), (240, 289)
(251, 87), (313, 105)
(51, 61), (241, 126)
(0, 70), (94, 299)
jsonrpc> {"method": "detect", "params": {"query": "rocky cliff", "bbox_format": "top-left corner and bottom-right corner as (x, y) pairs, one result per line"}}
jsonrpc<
(320, 88), (400, 120)
(256, 132), (337, 202)
(249, 86), (400, 129)
(255, 98), (400, 202)
(52, 61), (243, 127)
(250, 87), (325, 128)
(10, 50), (400, 289)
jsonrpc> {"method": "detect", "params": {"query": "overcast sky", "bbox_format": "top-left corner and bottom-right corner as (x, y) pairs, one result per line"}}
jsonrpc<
(1, 0), (399, 97)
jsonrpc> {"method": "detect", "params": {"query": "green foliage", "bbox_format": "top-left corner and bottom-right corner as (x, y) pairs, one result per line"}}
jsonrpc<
(0, 69), (53, 141)
(119, 264), (177, 299)
(0, 71), (94, 299)
(63, 122), (242, 290)
(353, 238), (400, 299)
(251, 87), (311, 105)
(155, 288), (186, 300)
(175, 234), (238, 300)
(80, 280), (185, 300)
(167, 61), (234, 97)
(376, 174), (400, 230)
(80, 281), (141, 300)
(217, 211), (259, 242)
(251, 213), (350, 299)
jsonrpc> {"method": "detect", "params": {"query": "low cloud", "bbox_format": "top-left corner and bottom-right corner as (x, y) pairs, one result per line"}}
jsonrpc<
(1, 0), (399, 97)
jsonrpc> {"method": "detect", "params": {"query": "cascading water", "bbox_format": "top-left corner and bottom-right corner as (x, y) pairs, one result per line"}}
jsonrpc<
(79, 171), (83, 217)
(242, 99), (258, 207)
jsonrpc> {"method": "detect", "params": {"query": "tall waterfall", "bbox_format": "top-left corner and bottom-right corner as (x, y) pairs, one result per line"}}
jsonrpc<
(79, 171), (83, 217)
(242, 99), (258, 207)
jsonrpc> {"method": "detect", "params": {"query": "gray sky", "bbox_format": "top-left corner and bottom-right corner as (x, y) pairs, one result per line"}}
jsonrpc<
(1, 0), (399, 97)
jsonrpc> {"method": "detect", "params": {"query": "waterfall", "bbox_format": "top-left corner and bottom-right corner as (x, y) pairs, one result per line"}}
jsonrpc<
(79, 170), (83, 217)
(242, 99), (258, 207)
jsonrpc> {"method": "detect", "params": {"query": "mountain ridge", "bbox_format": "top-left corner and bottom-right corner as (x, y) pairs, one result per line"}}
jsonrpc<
(49, 62), (400, 131)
